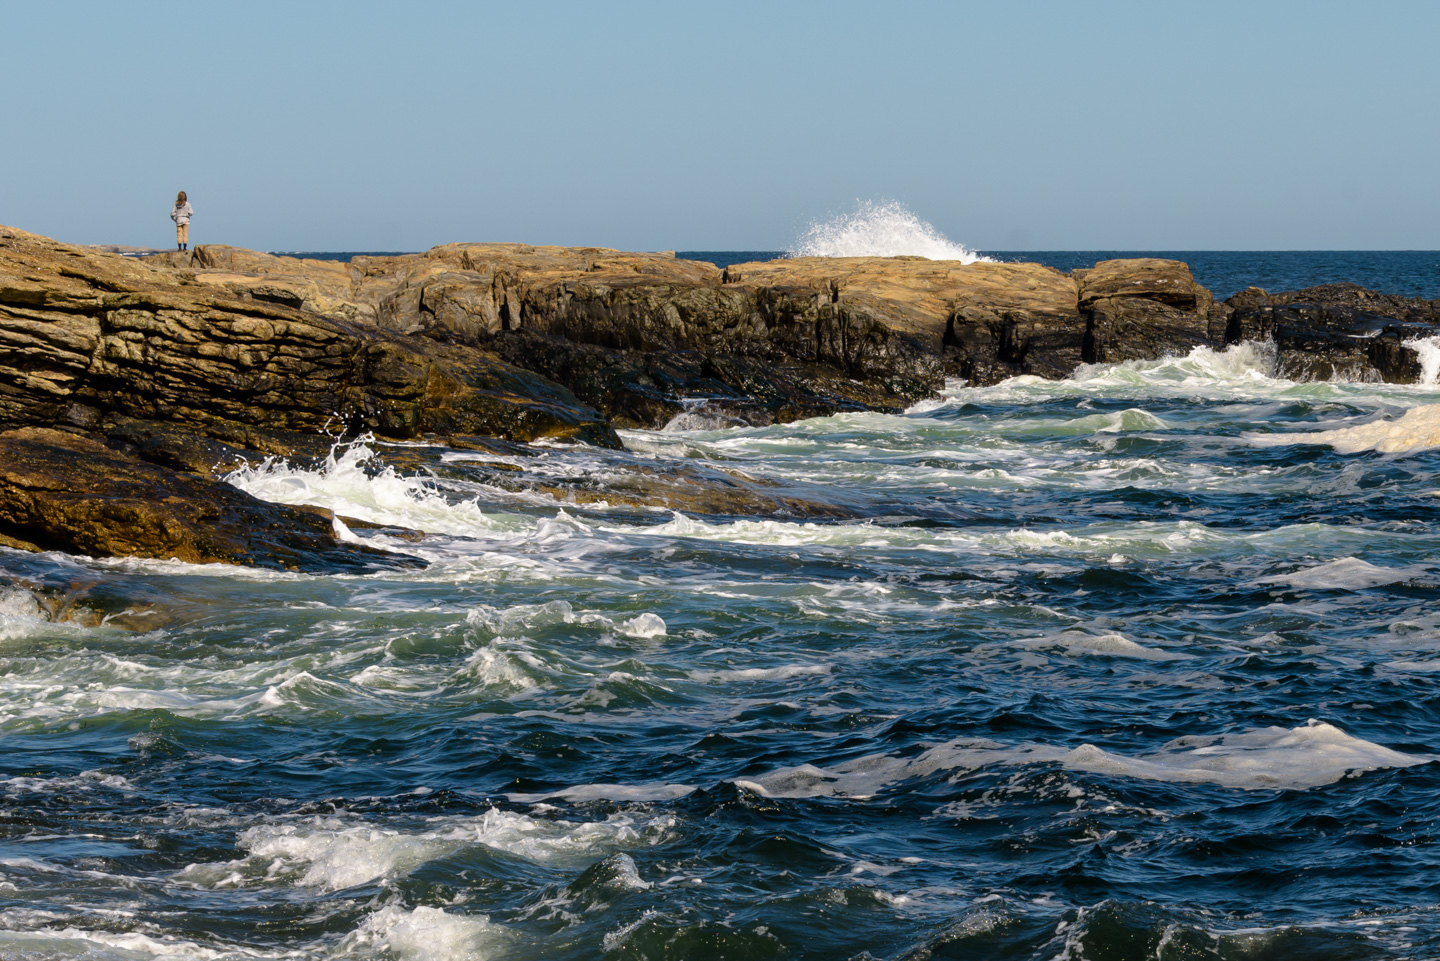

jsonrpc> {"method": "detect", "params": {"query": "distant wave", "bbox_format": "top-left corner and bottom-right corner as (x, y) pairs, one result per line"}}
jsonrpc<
(787, 200), (992, 263)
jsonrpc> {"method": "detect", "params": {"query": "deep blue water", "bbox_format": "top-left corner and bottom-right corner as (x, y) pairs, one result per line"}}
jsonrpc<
(6, 258), (1440, 958)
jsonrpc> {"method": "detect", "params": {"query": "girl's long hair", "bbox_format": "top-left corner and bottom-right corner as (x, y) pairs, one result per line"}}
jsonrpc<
(176, 190), (187, 204)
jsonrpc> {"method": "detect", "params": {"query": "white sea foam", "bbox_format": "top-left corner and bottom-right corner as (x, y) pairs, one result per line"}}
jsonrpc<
(466, 599), (579, 635)
(902, 343), (1303, 419)
(0, 906), (508, 961)
(1053, 722), (1431, 790)
(787, 200), (991, 262)
(465, 600), (665, 641)
(602, 911), (661, 953)
(612, 511), (1403, 565)
(1062, 342), (1281, 395)
(1404, 333), (1440, 386)
(1258, 557), (1422, 590)
(0, 915), (293, 959)
(662, 402), (750, 432)
(1072, 408), (1170, 433)
(177, 808), (674, 893)
(224, 438), (501, 536)
(0, 587), (46, 641)
(994, 631), (1191, 662)
(2, 770), (137, 795)
(618, 612), (667, 638)
(692, 663), (834, 682)
(1383, 658), (1440, 673)
(506, 781), (698, 803)
(740, 721), (1431, 798)
(455, 644), (544, 693)
(341, 904), (509, 961)
(1253, 404), (1440, 454)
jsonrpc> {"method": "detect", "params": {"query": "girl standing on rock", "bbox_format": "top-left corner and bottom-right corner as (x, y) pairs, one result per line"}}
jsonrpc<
(170, 191), (193, 251)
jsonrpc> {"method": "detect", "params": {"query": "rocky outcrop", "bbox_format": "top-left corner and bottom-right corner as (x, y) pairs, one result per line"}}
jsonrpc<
(0, 227), (618, 449)
(1077, 259), (1226, 365)
(7, 221), (1439, 571)
(113, 242), (954, 430)
(0, 428), (418, 571)
(0, 228), (962, 567)
(715, 256), (1224, 387)
(938, 259), (1224, 384)
(1225, 283), (1439, 382)
(349, 245), (947, 427)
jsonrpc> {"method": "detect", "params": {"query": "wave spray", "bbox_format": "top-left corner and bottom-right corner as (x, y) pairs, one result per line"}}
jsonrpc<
(787, 199), (991, 262)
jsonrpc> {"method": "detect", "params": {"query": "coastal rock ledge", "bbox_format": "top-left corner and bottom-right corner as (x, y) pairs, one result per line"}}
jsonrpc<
(2, 223), (1437, 568)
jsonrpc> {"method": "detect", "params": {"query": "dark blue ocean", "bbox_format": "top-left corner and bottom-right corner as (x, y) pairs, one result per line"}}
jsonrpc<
(4, 251), (1440, 959)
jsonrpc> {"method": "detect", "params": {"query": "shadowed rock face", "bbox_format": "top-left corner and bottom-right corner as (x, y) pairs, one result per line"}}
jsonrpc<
(0, 429), (420, 571)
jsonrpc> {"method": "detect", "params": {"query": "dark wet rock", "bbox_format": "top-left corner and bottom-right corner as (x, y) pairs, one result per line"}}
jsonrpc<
(103, 416), (258, 478)
(1227, 282), (1440, 324)
(0, 428), (422, 571)
(0, 568), (169, 631)
(485, 329), (921, 429)
(512, 461), (864, 518)
(385, 441), (866, 519)
(0, 548), (279, 631)
(1225, 284), (1440, 383)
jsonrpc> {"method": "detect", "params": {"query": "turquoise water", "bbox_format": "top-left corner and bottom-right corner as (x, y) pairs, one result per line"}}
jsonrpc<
(5, 343), (1440, 958)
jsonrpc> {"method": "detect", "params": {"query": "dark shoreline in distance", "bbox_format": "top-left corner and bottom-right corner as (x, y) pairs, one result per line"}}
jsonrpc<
(678, 250), (1440, 301)
(269, 251), (414, 261)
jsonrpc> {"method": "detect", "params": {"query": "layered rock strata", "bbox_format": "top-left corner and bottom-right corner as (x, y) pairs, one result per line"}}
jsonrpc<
(0, 228), (617, 448)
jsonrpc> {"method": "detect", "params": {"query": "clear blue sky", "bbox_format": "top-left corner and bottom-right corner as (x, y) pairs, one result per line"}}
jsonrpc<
(6, 0), (1438, 251)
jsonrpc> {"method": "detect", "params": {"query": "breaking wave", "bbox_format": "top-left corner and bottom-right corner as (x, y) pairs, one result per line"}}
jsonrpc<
(787, 199), (991, 262)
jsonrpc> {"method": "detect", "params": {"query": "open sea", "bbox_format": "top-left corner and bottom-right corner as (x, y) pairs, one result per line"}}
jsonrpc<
(5, 249), (1440, 960)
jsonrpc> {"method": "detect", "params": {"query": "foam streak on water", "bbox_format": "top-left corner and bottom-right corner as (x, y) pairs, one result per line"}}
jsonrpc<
(7, 341), (1440, 958)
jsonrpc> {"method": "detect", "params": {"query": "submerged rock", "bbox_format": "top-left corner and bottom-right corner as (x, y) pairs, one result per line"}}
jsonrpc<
(378, 440), (866, 519)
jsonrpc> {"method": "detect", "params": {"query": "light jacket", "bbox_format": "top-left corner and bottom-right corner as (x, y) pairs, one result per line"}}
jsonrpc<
(170, 202), (193, 225)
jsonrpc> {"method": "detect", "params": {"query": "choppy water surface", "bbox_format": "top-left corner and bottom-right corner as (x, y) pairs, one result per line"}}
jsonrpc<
(6, 344), (1440, 959)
